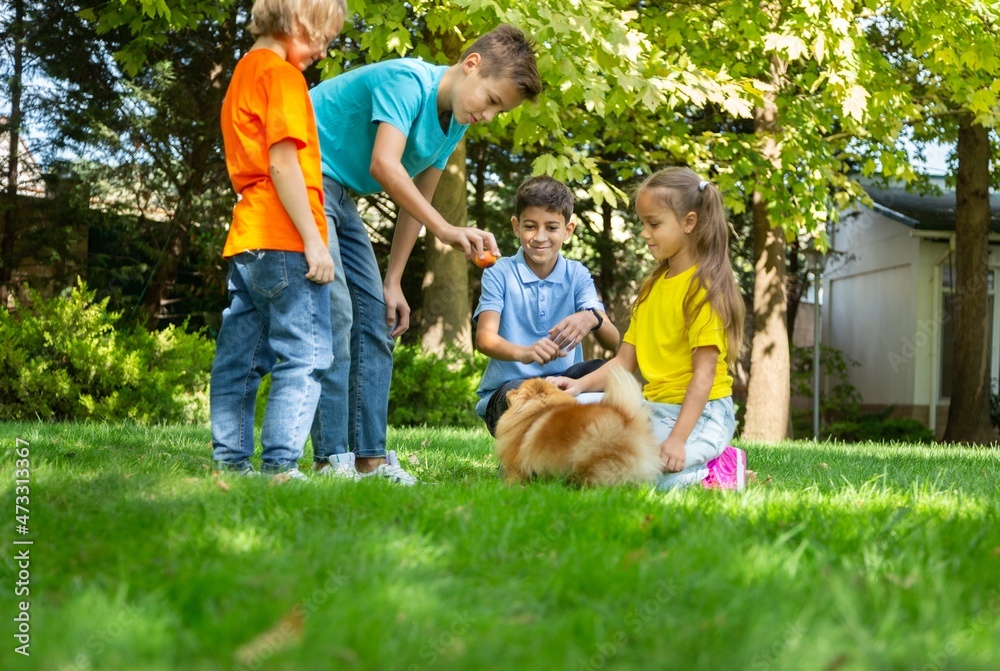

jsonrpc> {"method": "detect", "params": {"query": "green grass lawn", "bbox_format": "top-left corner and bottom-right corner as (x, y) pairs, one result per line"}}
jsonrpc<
(1, 422), (998, 671)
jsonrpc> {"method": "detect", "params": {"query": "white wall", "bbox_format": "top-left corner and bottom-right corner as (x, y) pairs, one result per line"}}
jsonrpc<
(825, 208), (923, 405)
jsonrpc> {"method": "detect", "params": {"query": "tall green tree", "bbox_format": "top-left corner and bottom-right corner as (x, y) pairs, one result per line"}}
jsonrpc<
(25, 0), (249, 328)
(661, 0), (916, 441)
(893, 0), (1000, 443)
(1, 0), (28, 302)
(320, 0), (757, 344)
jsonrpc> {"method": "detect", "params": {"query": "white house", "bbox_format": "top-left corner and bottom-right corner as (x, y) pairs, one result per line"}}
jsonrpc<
(823, 176), (1000, 437)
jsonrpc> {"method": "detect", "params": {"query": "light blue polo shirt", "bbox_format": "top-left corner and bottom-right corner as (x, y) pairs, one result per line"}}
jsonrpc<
(310, 59), (468, 195)
(474, 248), (605, 417)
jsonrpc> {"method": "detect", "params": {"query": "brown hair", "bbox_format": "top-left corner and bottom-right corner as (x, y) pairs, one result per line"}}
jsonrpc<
(250, 0), (346, 43)
(461, 24), (541, 102)
(514, 176), (574, 223)
(632, 167), (745, 367)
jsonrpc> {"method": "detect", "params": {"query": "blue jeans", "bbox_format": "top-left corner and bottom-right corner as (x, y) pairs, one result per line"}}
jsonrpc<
(311, 178), (396, 461)
(211, 251), (332, 472)
(649, 396), (736, 490)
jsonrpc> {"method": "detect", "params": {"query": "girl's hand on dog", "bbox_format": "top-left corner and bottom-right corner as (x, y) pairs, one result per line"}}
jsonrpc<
(659, 435), (686, 472)
(546, 376), (580, 396)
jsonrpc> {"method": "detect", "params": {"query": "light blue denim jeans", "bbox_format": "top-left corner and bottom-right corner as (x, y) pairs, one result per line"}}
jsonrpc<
(311, 178), (396, 461)
(210, 250), (332, 472)
(649, 396), (736, 490)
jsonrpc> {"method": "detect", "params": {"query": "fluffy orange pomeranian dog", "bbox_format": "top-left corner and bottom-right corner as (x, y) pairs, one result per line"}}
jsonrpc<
(494, 366), (662, 486)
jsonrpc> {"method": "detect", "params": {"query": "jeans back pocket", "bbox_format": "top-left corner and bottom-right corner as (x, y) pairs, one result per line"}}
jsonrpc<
(246, 250), (290, 299)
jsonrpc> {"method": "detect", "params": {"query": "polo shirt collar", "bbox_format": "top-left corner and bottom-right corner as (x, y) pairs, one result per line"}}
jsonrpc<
(514, 247), (567, 284)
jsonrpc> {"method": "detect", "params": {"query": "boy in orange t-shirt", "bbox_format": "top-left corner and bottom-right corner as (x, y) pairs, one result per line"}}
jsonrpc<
(211, 0), (346, 478)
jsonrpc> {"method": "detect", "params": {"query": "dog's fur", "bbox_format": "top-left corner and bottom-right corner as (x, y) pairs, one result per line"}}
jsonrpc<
(494, 366), (661, 486)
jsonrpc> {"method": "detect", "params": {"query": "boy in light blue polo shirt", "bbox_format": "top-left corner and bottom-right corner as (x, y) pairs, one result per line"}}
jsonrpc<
(308, 26), (541, 482)
(474, 176), (620, 435)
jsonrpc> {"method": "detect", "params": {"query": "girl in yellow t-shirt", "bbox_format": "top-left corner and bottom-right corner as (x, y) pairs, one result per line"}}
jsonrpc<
(551, 167), (745, 489)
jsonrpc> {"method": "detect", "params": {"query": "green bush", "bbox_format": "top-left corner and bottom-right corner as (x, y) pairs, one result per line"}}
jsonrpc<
(0, 281), (214, 424)
(389, 344), (484, 428)
(825, 416), (936, 444)
(791, 344), (863, 425)
(790, 345), (940, 443)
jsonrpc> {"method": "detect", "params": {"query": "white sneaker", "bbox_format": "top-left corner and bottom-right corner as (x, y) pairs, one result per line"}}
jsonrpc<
(359, 450), (417, 486)
(316, 453), (362, 481)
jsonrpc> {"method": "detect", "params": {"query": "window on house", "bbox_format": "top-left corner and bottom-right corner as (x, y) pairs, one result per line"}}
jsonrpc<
(939, 266), (995, 399)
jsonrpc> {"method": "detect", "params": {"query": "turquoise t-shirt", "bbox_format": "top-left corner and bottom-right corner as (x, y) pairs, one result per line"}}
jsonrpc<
(310, 59), (468, 195)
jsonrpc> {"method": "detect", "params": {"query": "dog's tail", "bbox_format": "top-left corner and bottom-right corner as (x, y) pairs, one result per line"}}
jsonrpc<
(600, 366), (646, 421)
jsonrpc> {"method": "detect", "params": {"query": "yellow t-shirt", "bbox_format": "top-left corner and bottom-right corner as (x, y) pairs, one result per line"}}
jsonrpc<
(623, 265), (732, 404)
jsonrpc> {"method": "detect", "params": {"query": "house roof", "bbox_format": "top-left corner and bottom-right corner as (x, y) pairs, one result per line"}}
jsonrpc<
(860, 177), (1000, 233)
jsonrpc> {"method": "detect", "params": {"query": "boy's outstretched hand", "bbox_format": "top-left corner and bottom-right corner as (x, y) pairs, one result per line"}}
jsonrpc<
(438, 224), (499, 261)
(304, 240), (335, 284)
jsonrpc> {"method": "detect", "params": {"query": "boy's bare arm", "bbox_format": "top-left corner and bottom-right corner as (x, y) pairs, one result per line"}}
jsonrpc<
(383, 166), (442, 339)
(371, 123), (498, 263)
(476, 311), (563, 364)
(269, 140), (334, 284)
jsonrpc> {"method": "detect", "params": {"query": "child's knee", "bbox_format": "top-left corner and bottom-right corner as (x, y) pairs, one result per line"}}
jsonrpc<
(683, 398), (735, 468)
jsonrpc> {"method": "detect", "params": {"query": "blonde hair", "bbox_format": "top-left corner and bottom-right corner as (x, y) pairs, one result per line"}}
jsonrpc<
(632, 167), (746, 367)
(250, 0), (347, 43)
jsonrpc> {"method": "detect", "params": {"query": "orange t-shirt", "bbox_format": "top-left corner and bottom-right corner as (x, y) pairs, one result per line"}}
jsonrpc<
(220, 49), (326, 257)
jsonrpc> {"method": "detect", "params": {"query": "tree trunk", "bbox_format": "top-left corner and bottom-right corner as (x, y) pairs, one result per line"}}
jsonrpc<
(136, 125), (218, 328)
(583, 199), (622, 360)
(743, 200), (791, 441)
(1, 0), (25, 305)
(785, 238), (805, 344)
(421, 139), (471, 354)
(471, 140), (487, 227)
(742, 56), (791, 442)
(942, 117), (997, 444)
(138, 216), (188, 329)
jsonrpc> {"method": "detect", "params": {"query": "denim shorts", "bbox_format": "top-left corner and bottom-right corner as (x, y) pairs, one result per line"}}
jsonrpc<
(648, 396), (736, 490)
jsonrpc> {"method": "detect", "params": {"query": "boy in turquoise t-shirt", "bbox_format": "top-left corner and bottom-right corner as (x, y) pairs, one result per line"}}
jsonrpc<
(309, 25), (542, 482)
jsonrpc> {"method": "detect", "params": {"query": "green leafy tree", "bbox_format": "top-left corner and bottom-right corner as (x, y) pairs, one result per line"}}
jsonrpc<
(24, 0), (250, 328)
(0, 0), (27, 303)
(342, 1), (757, 351)
(893, 0), (1000, 444)
(658, 0), (916, 441)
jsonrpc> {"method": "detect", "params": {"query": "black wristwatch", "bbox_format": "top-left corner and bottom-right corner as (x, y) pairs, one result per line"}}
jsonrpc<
(586, 308), (603, 332)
